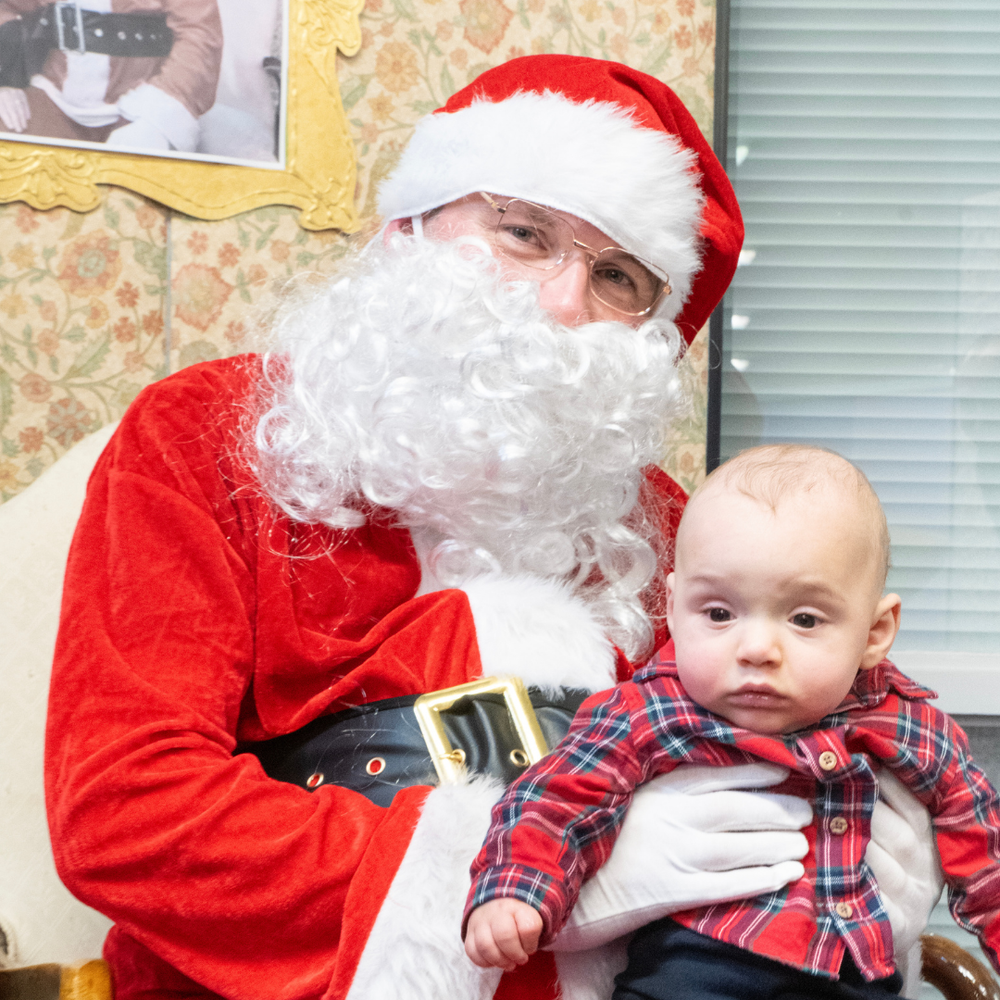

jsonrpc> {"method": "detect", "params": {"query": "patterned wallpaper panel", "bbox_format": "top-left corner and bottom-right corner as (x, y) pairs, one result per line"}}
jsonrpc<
(0, 0), (716, 504)
(0, 196), (168, 495)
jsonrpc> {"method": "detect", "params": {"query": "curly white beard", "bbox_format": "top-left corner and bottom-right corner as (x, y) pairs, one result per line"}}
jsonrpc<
(253, 234), (685, 661)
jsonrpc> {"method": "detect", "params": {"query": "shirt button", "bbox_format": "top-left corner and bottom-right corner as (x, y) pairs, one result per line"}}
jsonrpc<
(819, 750), (839, 771)
(829, 816), (849, 835)
(835, 902), (853, 919)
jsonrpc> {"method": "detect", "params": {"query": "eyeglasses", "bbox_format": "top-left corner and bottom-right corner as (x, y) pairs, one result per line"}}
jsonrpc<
(479, 193), (671, 318)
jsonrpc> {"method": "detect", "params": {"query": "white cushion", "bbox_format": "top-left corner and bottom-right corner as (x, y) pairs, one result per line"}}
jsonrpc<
(0, 423), (117, 966)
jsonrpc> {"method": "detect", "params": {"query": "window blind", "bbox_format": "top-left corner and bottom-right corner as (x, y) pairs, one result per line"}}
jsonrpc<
(720, 0), (1000, 693)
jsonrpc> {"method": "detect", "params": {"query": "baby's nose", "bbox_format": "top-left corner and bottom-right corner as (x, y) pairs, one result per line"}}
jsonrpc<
(736, 620), (783, 666)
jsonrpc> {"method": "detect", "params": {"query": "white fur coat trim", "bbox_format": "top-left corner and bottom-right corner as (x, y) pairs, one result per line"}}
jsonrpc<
(344, 776), (504, 1000)
(377, 91), (704, 318)
(344, 774), (627, 1000)
(461, 574), (617, 696)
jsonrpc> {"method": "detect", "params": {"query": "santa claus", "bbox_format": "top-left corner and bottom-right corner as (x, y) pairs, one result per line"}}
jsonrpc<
(45, 56), (941, 1000)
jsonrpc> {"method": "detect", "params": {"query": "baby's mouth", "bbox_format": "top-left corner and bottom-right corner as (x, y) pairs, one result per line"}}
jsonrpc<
(729, 684), (789, 707)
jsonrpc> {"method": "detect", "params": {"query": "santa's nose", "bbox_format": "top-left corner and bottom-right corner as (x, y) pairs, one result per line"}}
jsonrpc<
(537, 256), (594, 327)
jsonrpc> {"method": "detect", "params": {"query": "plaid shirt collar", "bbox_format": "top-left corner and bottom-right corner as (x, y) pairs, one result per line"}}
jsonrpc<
(641, 639), (937, 713)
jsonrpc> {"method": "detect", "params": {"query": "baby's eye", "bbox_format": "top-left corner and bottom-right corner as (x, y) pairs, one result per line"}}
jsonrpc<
(792, 613), (818, 629)
(708, 607), (732, 623)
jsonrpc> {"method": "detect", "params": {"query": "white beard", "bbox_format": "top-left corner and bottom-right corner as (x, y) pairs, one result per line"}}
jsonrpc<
(252, 234), (684, 660)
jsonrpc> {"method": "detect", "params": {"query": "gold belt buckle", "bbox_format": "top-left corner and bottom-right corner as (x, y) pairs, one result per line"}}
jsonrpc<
(414, 676), (550, 784)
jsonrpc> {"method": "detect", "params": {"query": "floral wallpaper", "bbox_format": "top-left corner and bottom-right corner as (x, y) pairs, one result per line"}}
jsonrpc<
(0, 198), (166, 494)
(0, 0), (716, 504)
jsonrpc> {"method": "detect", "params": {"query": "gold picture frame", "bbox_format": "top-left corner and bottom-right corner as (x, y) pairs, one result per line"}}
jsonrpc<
(0, 0), (364, 231)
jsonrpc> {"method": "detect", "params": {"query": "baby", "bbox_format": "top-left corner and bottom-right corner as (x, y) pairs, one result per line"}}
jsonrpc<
(463, 444), (1000, 1000)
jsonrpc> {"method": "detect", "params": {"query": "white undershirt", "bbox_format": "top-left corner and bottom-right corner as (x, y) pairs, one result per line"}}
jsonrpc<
(32, 0), (121, 129)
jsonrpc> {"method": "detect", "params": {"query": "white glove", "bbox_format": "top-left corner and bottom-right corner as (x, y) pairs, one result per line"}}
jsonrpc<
(867, 768), (944, 996)
(551, 763), (811, 952)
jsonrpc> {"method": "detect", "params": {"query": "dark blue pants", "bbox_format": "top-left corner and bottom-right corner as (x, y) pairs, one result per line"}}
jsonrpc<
(613, 920), (904, 1000)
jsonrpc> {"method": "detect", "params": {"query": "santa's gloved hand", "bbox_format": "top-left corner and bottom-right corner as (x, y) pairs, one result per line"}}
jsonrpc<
(867, 768), (944, 996)
(550, 763), (810, 951)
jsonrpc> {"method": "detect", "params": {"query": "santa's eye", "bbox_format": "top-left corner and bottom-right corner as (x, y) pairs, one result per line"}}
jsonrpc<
(792, 613), (818, 628)
(708, 607), (732, 623)
(593, 263), (635, 290)
(501, 223), (542, 246)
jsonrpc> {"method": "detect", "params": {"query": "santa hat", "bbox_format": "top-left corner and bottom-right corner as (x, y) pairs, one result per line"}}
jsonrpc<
(377, 55), (743, 342)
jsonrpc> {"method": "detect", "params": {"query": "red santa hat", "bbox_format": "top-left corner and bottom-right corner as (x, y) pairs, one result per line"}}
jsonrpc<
(377, 55), (743, 342)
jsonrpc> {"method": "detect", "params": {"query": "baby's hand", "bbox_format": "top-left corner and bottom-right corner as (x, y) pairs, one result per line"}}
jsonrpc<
(465, 898), (543, 971)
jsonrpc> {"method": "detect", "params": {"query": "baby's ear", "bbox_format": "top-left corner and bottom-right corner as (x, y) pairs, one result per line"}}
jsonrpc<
(860, 593), (902, 670)
(665, 573), (676, 633)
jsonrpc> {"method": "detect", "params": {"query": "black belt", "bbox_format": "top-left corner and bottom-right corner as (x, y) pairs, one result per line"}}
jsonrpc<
(237, 677), (591, 808)
(0, 5), (173, 89)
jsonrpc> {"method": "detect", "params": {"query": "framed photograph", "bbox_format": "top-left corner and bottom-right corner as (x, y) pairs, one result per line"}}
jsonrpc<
(0, 0), (363, 230)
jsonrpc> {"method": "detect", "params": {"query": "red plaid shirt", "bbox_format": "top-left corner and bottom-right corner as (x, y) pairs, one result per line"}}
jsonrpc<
(466, 642), (1000, 981)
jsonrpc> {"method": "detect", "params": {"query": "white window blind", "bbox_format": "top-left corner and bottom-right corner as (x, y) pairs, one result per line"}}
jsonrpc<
(720, 0), (1000, 708)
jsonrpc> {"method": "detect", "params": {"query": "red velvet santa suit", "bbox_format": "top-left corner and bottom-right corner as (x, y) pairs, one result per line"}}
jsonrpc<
(46, 354), (685, 1000)
(45, 56), (742, 1000)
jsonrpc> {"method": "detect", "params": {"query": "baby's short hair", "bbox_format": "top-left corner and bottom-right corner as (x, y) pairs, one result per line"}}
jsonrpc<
(697, 444), (891, 590)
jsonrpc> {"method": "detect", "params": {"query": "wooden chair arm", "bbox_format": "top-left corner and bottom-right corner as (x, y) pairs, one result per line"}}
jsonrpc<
(0, 960), (112, 1000)
(922, 934), (1000, 1000)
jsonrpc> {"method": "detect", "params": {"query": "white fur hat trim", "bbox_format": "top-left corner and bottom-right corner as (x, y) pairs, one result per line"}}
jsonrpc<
(377, 91), (705, 314)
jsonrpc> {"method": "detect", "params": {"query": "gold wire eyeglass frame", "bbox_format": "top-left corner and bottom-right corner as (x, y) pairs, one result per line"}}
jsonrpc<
(479, 192), (672, 318)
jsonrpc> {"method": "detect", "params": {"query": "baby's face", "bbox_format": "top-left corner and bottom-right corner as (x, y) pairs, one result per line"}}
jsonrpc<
(666, 484), (894, 734)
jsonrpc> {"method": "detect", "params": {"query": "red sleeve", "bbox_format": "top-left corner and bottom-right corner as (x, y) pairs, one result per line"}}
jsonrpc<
(465, 683), (647, 944)
(45, 358), (482, 1000)
(146, 0), (222, 117)
(917, 713), (1000, 972)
